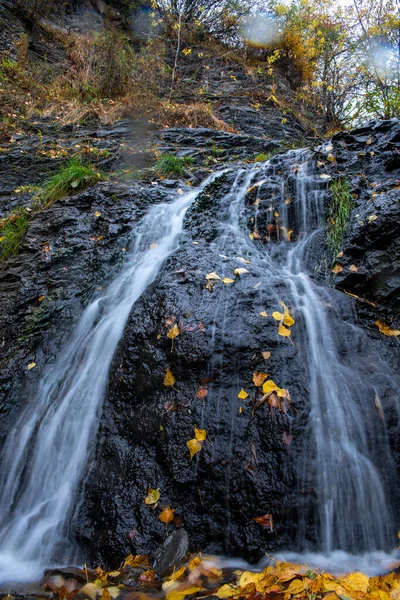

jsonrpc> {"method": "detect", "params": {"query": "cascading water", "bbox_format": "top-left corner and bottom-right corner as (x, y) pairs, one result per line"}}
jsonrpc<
(0, 171), (224, 583)
(0, 149), (398, 583)
(196, 150), (399, 572)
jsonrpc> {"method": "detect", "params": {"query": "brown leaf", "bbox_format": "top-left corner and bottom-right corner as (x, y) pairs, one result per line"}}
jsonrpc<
(375, 320), (400, 337)
(253, 513), (273, 530)
(252, 372), (269, 387)
(164, 368), (176, 387)
(167, 324), (180, 339)
(164, 316), (176, 327)
(331, 264), (343, 274)
(159, 505), (175, 524)
(261, 351), (271, 360)
(197, 386), (208, 398)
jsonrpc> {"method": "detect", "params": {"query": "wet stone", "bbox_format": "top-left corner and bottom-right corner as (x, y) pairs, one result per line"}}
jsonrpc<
(153, 529), (190, 576)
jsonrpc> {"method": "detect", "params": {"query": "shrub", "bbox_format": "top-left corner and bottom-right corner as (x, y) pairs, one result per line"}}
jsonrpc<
(37, 158), (105, 207)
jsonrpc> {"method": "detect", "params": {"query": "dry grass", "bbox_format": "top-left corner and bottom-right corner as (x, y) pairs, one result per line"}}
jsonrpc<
(156, 102), (237, 132)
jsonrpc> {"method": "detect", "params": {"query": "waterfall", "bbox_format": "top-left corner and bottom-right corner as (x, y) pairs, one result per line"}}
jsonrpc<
(0, 171), (224, 583)
(0, 149), (398, 583)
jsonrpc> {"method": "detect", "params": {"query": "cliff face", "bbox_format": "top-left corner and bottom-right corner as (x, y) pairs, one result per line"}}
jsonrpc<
(0, 0), (400, 577)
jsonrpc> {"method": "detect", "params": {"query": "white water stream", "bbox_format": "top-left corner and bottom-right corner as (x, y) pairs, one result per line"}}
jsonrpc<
(0, 151), (398, 583)
(0, 172), (223, 583)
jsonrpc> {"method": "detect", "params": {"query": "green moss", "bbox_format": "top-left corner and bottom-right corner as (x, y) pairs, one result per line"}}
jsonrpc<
(0, 209), (29, 261)
(326, 178), (353, 261)
(37, 157), (105, 207)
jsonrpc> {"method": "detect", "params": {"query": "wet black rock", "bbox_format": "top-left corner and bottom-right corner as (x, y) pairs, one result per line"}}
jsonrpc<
(153, 529), (190, 576)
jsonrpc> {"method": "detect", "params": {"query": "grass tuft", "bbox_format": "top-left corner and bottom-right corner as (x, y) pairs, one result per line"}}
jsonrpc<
(0, 209), (29, 261)
(326, 178), (353, 260)
(37, 158), (105, 207)
(154, 154), (193, 177)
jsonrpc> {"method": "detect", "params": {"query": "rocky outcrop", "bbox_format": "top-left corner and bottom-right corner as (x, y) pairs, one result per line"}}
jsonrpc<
(0, 117), (399, 573)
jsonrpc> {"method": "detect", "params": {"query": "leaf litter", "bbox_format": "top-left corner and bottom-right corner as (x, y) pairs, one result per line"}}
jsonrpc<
(40, 554), (400, 600)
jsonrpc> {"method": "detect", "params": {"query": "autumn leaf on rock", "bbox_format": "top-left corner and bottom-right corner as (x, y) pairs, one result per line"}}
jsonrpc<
(261, 351), (271, 359)
(27, 362), (36, 370)
(197, 386), (208, 398)
(164, 368), (176, 387)
(144, 488), (160, 506)
(253, 513), (274, 530)
(238, 388), (249, 399)
(368, 214), (378, 223)
(375, 320), (400, 337)
(206, 272), (221, 280)
(278, 322), (291, 337)
(253, 372), (269, 387)
(222, 278), (235, 284)
(332, 264), (343, 274)
(262, 380), (281, 394)
(234, 267), (249, 275)
(259, 311), (268, 317)
(194, 427), (207, 441)
(164, 316), (176, 327)
(159, 505), (175, 524)
(187, 427), (207, 459)
(187, 438), (202, 460)
(237, 257), (250, 264)
(349, 264), (358, 272)
(167, 324), (180, 339)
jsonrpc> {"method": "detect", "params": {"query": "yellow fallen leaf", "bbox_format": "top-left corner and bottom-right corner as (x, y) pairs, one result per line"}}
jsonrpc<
(327, 154), (336, 163)
(164, 368), (176, 387)
(368, 214), (378, 222)
(349, 264), (358, 272)
(375, 320), (400, 337)
(260, 311), (268, 317)
(166, 565), (186, 582)
(332, 264), (343, 274)
(167, 324), (180, 339)
(94, 211), (101, 217)
(206, 272), (221, 280)
(159, 505), (175, 524)
(222, 278), (235, 284)
(280, 300), (295, 326)
(287, 579), (306, 594)
(261, 351), (271, 359)
(278, 323), (291, 337)
(144, 488), (160, 505)
(341, 571), (369, 593)
(194, 427), (207, 441)
(38, 295), (45, 302)
(187, 438), (202, 459)
(166, 586), (205, 600)
(27, 362), (36, 370)
(237, 257), (250, 264)
(234, 268), (249, 275)
(272, 311), (284, 321)
(253, 372), (268, 387)
(262, 380), (280, 394)
(238, 388), (249, 399)
(215, 584), (238, 598)
(102, 588), (111, 600)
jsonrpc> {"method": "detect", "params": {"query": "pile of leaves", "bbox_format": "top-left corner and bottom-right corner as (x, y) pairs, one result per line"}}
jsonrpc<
(41, 555), (400, 600)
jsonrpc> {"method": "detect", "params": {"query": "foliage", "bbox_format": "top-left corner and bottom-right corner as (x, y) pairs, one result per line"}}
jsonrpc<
(37, 158), (104, 207)
(266, 0), (400, 126)
(326, 178), (353, 261)
(154, 153), (193, 176)
(0, 209), (29, 261)
(151, 0), (256, 36)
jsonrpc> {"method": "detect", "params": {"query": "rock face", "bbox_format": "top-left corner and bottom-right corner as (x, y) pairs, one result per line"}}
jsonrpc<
(0, 117), (399, 572)
(320, 119), (400, 316)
